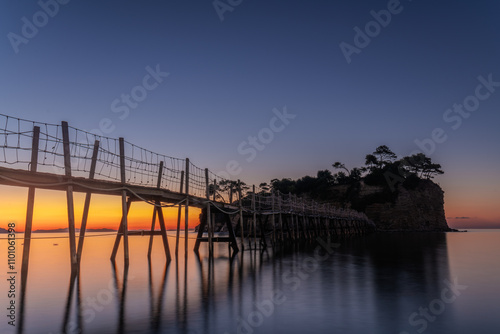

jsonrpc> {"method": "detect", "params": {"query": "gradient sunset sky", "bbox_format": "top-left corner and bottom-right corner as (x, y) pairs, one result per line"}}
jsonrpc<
(0, 0), (499, 230)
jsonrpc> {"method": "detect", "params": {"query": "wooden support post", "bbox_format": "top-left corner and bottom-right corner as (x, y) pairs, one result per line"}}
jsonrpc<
(285, 215), (293, 242)
(205, 169), (212, 255)
(110, 199), (132, 261)
(321, 216), (325, 237)
(297, 198), (301, 240)
(335, 218), (340, 237)
(271, 190), (276, 246)
(323, 204), (331, 238)
(316, 216), (320, 238)
(213, 178), (217, 201)
(337, 216), (341, 236)
(158, 162), (171, 262)
(301, 201), (308, 242)
(304, 215), (309, 241)
(294, 195), (303, 240)
(336, 216), (340, 237)
(331, 211), (335, 236)
(318, 205), (321, 236)
(338, 218), (342, 236)
(156, 202), (171, 262)
(309, 201), (314, 239)
(287, 195), (291, 241)
(225, 213), (239, 253)
(119, 137), (129, 266)
(312, 202), (318, 238)
(329, 215), (333, 237)
(147, 162), (162, 257)
(175, 170), (184, 256)
(296, 196), (300, 239)
(147, 161), (171, 262)
(247, 214), (252, 250)
(316, 204), (320, 237)
(323, 204), (329, 237)
(326, 207), (330, 236)
(76, 140), (99, 263)
(238, 180), (244, 250)
(211, 179), (217, 252)
(193, 208), (206, 253)
(293, 214), (298, 241)
(289, 194), (295, 241)
(61, 121), (78, 267)
(184, 158), (190, 255)
(318, 205), (322, 236)
(304, 217), (313, 241)
(293, 195), (300, 240)
(331, 210), (334, 235)
(21, 126), (40, 285)
(252, 185), (257, 248)
(258, 215), (268, 250)
(278, 192), (284, 243)
(325, 205), (329, 236)
(296, 200), (301, 242)
(147, 206), (157, 259)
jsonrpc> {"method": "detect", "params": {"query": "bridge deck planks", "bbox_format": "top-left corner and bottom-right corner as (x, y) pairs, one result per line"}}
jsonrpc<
(0, 166), (231, 210)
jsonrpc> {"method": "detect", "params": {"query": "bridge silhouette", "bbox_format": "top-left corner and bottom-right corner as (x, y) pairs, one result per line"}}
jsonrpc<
(0, 113), (374, 270)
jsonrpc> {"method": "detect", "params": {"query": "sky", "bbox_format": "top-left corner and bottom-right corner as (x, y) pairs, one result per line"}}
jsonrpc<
(0, 0), (499, 230)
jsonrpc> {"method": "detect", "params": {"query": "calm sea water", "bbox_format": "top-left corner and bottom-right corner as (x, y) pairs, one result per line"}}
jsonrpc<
(1, 230), (499, 334)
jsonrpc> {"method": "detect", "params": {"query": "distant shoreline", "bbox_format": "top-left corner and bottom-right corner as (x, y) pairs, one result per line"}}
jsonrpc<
(0, 228), (188, 233)
(2, 227), (498, 234)
(378, 228), (464, 233)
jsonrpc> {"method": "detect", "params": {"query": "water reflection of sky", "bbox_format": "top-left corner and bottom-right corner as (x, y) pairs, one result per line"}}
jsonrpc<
(1, 231), (499, 334)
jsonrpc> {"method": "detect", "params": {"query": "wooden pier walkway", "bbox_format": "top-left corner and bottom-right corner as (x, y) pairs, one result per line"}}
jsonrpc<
(0, 114), (374, 269)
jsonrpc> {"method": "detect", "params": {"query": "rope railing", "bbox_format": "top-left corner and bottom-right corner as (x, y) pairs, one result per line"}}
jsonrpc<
(0, 113), (371, 223)
(187, 160), (207, 199)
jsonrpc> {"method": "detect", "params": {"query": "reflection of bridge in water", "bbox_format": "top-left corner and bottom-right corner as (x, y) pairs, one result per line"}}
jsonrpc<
(44, 233), (451, 334)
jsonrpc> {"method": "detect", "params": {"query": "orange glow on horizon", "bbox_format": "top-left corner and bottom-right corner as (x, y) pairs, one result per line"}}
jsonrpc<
(1, 185), (498, 231)
(445, 198), (500, 229)
(0, 186), (201, 232)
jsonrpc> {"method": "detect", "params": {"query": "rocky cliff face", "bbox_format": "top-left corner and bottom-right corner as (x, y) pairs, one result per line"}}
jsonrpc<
(330, 179), (451, 231)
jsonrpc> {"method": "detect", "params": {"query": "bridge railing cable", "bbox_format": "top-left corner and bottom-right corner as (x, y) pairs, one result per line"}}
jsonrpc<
(1, 115), (58, 171)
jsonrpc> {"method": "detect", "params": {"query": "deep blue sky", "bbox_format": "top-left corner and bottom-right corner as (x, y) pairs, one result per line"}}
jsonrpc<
(1, 0), (499, 226)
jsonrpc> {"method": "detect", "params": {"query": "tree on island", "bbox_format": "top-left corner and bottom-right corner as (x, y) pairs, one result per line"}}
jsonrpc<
(215, 179), (250, 202)
(267, 145), (444, 201)
(372, 145), (397, 167)
(365, 154), (378, 172)
(270, 169), (336, 200)
(331, 162), (365, 184)
(400, 153), (444, 179)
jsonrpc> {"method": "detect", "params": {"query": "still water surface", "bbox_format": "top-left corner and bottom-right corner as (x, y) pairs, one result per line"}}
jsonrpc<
(1, 230), (499, 334)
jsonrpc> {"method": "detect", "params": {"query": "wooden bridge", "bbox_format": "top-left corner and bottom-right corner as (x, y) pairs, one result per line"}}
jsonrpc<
(0, 114), (374, 270)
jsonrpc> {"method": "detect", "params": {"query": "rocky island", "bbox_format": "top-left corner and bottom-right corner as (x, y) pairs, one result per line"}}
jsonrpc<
(269, 145), (453, 232)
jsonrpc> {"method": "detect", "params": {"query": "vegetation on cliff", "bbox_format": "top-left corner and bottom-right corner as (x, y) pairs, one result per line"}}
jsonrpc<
(270, 145), (443, 203)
